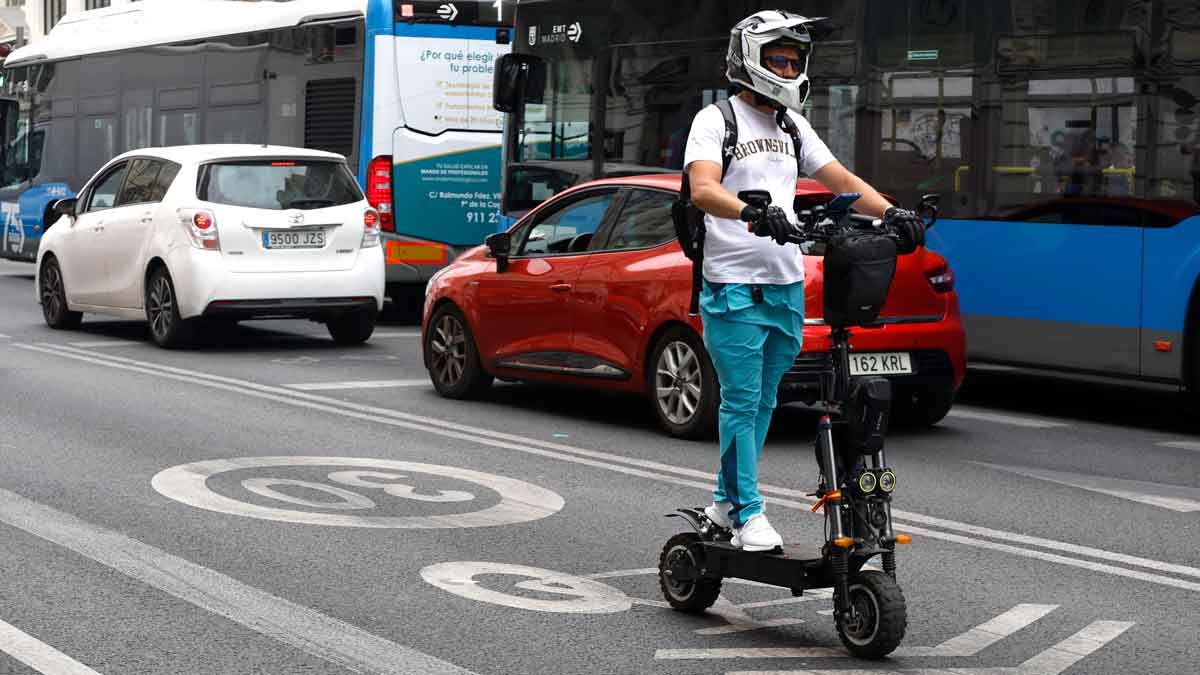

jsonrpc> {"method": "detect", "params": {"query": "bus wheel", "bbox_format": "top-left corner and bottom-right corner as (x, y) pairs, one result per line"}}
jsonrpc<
(40, 257), (82, 329)
(327, 309), (377, 345)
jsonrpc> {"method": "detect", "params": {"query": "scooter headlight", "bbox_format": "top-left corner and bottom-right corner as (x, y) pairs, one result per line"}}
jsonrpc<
(857, 470), (878, 493)
(879, 469), (897, 493)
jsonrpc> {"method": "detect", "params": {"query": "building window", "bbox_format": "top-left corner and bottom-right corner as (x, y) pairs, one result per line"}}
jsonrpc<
(44, 0), (66, 31)
(5, 1), (27, 8)
(85, 0), (110, 9)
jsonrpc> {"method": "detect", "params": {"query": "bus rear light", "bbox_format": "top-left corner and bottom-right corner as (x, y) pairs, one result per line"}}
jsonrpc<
(926, 265), (954, 293)
(366, 155), (395, 233)
(180, 208), (220, 250)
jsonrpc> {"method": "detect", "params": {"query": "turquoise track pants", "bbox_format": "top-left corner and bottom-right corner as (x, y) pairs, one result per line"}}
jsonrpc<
(700, 281), (804, 528)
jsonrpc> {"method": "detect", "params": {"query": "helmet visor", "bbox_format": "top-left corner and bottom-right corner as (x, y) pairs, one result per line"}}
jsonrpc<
(761, 40), (811, 80)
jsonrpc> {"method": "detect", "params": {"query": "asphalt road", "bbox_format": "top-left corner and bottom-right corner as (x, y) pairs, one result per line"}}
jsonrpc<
(1, 259), (1197, 675)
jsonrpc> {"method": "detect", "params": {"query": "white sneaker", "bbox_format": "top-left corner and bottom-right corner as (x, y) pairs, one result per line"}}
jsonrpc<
(732, 514), (783, 552)
(703, 502), (733, 530)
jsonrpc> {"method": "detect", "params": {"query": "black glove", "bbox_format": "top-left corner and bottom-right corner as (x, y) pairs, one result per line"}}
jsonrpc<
(743, 204), (794, 246)
(884, 206), (926, 254)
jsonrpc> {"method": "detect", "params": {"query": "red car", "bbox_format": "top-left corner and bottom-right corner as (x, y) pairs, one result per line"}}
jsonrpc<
(422, 175), (966, 439)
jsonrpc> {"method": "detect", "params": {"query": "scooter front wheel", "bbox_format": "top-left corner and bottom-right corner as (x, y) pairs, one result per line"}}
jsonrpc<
(658, 532), (722, 612)
(835, 570), (907, 659)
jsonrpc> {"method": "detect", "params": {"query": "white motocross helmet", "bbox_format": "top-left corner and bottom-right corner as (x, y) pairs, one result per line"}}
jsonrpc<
(726, 10), (821, 114)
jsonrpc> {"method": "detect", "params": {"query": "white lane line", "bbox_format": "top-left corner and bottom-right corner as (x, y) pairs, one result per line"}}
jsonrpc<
(895, 604), (1057, 657)
(0, 618), (102, 674)
(972, 462), (1200, 513)
(370, 332), (421, 338)
(285, 380), (429, 391)
(67, 340), (141, 349)
(727, 622), (1133, 675)
(947, 406), (1069, 429)
(657, 648), (845, 660)
(1017, 620), (1134, 674)
(1157, 440), (1200, 453)
(19, 343), (1200, 592)
(0, 334), (10, 339)
(0, 487), (477, 675)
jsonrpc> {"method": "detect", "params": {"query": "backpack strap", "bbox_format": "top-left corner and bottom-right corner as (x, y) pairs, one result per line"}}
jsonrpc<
(676, 100), (740, 316)
(714, 98), (739, 179)
(775, 108), (804, 177)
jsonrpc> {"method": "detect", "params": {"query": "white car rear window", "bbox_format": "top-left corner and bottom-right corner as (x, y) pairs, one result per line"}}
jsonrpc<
(198, 160), (364, 210)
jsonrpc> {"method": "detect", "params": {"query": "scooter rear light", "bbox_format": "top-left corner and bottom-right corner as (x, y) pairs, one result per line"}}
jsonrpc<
(832, 537), (855, 549)
(895, 534), (913, 544)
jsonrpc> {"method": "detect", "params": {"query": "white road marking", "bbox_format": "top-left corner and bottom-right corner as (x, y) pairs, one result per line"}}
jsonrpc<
(657, 648), (846, 660)
(0, 488), (477, 675)
(0, 334), (10, 339)
(895, 604), (1057, 657)
(947, 406), (1069, 429)
(152, 457), (563, 528)
(1157, 440), (1200, 453)
(271, 356), (321, 365)
(972, 462), (1200, 513)
(67, 340), (141, 348)
(285, 380), (429, 391)
(727, 621), (1134, 675)
(420, 562), (633, 614)
(19, 343), (1200, 592)
(0, 618), (102, 674)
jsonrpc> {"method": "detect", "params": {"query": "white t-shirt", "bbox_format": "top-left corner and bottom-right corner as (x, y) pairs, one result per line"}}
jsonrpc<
(683, 95), (835, 285)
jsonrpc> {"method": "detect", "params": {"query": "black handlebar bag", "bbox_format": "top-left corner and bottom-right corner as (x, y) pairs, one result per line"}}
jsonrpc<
(822, 233), (898, 329)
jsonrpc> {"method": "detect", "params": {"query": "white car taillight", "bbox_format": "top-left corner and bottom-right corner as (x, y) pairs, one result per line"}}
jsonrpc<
(362, 208), (381, 248)
(179, 208), (220, 250)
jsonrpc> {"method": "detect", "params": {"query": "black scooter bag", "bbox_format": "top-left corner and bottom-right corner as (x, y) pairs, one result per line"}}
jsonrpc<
(823, 233), (897, 328)
(846, 376), (891, 455)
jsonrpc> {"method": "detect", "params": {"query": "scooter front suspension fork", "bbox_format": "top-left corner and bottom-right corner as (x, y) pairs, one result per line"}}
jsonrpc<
(816, 416), (846, 541)
(817, 416), (852, 617)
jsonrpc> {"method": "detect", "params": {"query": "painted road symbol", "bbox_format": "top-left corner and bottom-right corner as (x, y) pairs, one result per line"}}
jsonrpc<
(422, 562), (633, 614)
(152, 457), (563, 528)
(423, 561), (1133, 673)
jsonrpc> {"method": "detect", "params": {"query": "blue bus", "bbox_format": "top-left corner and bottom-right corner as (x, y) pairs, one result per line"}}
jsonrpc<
(496, 0), (1200, 392)
(0, 0), (512, 304)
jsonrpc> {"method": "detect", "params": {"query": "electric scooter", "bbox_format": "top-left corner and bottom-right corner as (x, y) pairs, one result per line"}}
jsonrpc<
(657, 191), (938, 659)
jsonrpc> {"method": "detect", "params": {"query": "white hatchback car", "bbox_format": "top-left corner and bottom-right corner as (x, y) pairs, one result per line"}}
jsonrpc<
(36, 145), (385, 348)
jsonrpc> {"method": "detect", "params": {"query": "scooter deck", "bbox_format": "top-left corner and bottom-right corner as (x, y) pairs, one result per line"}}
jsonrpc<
(699, 541), (835, 592)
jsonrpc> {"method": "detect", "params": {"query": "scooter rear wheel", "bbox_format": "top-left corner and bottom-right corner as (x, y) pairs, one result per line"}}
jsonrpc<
(658, 532), (722, 613)
(835, 570), (907, 659)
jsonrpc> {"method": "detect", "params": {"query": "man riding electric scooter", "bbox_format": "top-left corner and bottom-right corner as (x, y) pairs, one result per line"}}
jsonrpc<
(682, 9), (926, 552)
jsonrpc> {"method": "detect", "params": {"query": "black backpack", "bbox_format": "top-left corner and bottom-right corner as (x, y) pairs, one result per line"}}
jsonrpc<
(672, 98), (805, 314)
